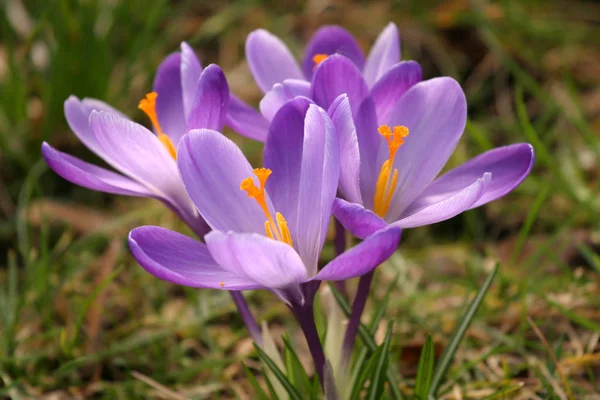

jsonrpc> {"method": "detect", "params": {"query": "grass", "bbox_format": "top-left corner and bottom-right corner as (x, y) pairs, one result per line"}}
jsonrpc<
(1, 0), (600, 397)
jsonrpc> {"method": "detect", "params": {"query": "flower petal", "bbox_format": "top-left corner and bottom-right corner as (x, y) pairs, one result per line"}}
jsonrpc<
(186, 64), (229, 131)
(180, 42), (203, 119)
(422, 143), (535, 210)
(332, 198), (387, 239)
(259, 79), (311, 121)
(355, 97), (381, 209)
(153, 52), (187, 146)
(313, 226), (401, 281)
(205, 231), (307, 289)
(327, 94), (362, 204)
(246, 29), (304, 93)
(371, 61), (422, 123)
(363, 23), (401, 87)
(225, 95), (271, 142)
(41, 142), (153, 197)
(394, 173), (490, 228)
(178, 129), (270, 234)
(383, 77), (467, 219)
(311, 54), (370, 116)
(301, 26), (365, 81)
(129, 226), (260, 290)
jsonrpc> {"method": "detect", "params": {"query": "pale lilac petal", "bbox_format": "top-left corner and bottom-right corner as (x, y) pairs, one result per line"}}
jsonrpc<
(180, 42), (203, 119)
(327, 94), (362, 204)
(42, 142), (153, 197)
(90, 111), (190, 209)
(178, 129), (271, 234)
(394, 173), (490, 228)
(371, 61), (422, 123)
(187, 64), (229, 131)
(422, 144), (535, 210)
(383, 77), (467, 219)
(205, 231), (307, 288)
(332, 198), (387, 239)
(355, 97), (380, 209)
(363, 23), (401, 87)
(64, 96), (125, 157)
(129, 226), (261, 290)
(246, 29), (304, 93)
(153, 53), (186, 146)
(301, 26), (365, 81)
(313, 226), (401, 281)
(226, 95), (270, 142)
(311, 54), (370, 116)
(259, 79), (311, 121)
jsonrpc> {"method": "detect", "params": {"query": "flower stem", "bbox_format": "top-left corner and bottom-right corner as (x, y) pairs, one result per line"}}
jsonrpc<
(290, 300), (325, 388)
(333, 219), (347, 297)
(230, 291), (262, 345)
(341, 270), (374, 366)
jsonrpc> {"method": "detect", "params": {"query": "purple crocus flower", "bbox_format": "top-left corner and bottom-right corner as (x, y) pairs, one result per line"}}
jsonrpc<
(41, 43), (233, 237)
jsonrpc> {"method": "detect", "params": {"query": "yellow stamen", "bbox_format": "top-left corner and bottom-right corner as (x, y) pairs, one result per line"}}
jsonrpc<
(373, 125), (409, 217)
(139, 92), (177, 160)
(219, 282), (225, 287)
(240, 168), (293, 246)
(312, 53), (328, 70)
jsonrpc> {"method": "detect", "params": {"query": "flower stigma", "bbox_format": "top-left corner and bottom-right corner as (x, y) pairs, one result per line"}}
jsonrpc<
(373, 125), (409, 217)
(312, 53), (328, 70)
(240, 168), (293, 246)
(138, 92), (177, 160)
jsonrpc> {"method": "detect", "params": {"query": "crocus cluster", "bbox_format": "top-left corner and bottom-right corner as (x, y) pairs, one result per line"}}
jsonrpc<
(43, 23), (534, 389)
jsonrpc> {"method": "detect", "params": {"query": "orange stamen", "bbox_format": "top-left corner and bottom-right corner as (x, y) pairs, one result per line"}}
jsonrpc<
(373, 125), (409, 217)
(312, 53), (328, 70)
(219, 282), (225, 287)
(139, 92), (177, 160)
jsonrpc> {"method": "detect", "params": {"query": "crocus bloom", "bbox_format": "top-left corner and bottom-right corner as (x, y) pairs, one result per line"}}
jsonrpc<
(128, 98), (401, 304)
(41, 43), (233, 237)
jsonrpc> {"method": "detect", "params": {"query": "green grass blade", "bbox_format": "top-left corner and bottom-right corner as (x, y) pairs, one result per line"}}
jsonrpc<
(242, 362), (270, 400)
(255, 343), (303, 400)
(414, 334), (435, 400)
(367, 322), (394, 400)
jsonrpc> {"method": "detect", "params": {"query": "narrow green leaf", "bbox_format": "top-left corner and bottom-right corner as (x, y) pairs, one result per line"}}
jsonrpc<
(368, 274), (399, 333)
(367, 322), (394, 400)
(414, 335), (435, 399)
(255, 343), (303, 400)
(510, 183), (550, 265)
(282, 335), (312, 394)
(350, 346), (383, 400)
(242, 362), (270, 400)
(427, 264), (499, 399)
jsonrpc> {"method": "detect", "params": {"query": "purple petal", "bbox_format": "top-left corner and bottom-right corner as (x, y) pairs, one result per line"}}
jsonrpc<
(153, 52), (186, 146)
(421, 143), (535, 210)
(355, 97), (380, 209)
(225, 95), (270, 142)
(259, 79), (311, 121)
(246, 29), (304, 93)
(371, 61), (422, 123)
(383, 77), (467, 219)
(327, 94), (362, 204)
(90, 111), (190, 209)
(332, 198), (387, 239)
(187, 64), (229, 131)
(363, 23), (400, 87)
(394, 173), (490, 228)
(129, 226), (261, 290)
(180, 42), (203, 119)
(311, 54), (370, 116)
(313, 226), (401, 281)
(42, 142), (153, 197)
(178, 129), (271, 234)
(301, 26), (365, 81)
(205, 231), (307, 289)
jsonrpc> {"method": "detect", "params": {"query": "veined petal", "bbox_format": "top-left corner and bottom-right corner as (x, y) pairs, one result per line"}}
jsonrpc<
(363, 23), (401, 87)
(246, 29), (304, 93)
(205, 231), (308, 289)
(129, 226), (261, 290)
(178, 129), (271, 234)
(187, 64), (229, 131)
(180, 42), (203, 120)
(383, 77), (467, 219)
(371, 61), (422, 123)
(260, 79), (311, 121)
(355, 97), (380, 209)
(313, 226), (401, 281)
(328, 94), (362, 204)
(226, 95), (270, 142)
(302, 25), (365, 80)
(153, 52), (187, 147)
(394, 173), (490, 228)
(41, 142), (153, 197)
(332, 198), (387, 239)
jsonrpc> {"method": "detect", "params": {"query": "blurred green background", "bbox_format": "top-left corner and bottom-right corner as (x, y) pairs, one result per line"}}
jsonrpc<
(1, 0), (599, 398)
